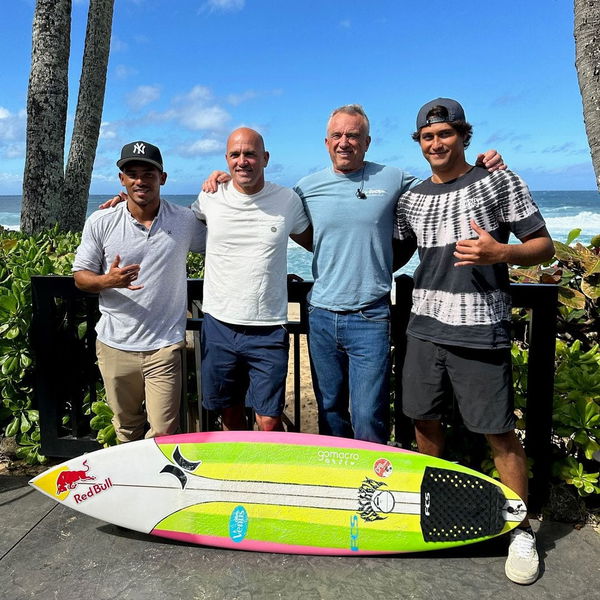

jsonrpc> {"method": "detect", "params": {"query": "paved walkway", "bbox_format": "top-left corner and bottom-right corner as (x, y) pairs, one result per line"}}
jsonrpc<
(1, 475), (598, 600)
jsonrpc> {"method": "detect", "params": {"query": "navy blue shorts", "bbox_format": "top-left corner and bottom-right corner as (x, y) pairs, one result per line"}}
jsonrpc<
(200, 313), (289, 417)
(402, 336), (515, 434)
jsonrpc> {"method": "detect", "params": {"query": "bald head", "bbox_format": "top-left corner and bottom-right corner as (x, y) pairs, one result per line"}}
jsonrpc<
(225, 128), (269, 195)
(227, 127), (266, 152)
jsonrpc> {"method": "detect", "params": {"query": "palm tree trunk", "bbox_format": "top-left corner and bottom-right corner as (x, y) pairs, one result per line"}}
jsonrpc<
(574, 0), (600, 192)
(21, 0), (71, 235)
(62, 0), (115, 232)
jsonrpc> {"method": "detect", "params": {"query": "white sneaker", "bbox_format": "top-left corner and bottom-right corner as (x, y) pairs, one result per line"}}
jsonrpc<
(505, 527), (539, 584)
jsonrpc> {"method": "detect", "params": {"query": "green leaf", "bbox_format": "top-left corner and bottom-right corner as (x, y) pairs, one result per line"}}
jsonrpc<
(0, 294), (17, 314)
(5, 418), (19, 437)
(20, 353), (33, 368)
(20, 412), (31, 433)
(553, 240), (583, 263)
(558, 286), (587, 310)
(77, 321), (88, 339)
(566, 228), (582, 245)
(581, 279), (600, 300)
(1, 356), (18, 375)
(92, 401), (113, 418)
(5, 326), (20, 340)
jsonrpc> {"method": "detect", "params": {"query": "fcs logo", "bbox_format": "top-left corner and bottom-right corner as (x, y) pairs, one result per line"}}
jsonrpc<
(424, 492), (431, 516)
(133, 142), (146, 155)
(350, 515), (359, 551)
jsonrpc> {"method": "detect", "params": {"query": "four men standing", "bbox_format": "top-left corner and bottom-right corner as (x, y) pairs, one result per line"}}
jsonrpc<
(76, 100), (553, 584)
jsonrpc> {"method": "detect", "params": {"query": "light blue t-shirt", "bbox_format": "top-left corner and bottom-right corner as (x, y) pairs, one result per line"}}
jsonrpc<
(294, 162), (418, 310)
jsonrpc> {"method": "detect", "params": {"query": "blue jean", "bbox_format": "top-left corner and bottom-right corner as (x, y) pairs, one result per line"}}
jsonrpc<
(307, 296), (391, 443)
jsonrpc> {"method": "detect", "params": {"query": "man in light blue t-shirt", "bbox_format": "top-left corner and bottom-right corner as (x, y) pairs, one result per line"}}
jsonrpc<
(294, 104), (504, 444)
(293, 105), (414, 443)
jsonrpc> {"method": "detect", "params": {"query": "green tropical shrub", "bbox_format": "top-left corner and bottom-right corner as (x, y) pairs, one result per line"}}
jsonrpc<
(0, 226), (204, 461)
(508, 230), (600, 500)
(0, 226), (78, 463)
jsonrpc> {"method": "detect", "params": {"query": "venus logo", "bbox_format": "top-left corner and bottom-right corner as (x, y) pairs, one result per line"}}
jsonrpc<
(229, 506), (249, 542)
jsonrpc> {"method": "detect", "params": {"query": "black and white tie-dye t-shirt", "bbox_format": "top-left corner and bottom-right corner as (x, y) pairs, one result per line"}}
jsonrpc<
(394, 167), (546, 349)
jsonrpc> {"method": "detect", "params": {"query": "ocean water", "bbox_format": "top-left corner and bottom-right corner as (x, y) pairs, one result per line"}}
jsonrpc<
(1, 191), (598, 279)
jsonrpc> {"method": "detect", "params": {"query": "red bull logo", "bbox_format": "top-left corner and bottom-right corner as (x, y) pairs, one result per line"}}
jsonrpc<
(56, 460), (96, 494)
(73, 478), (113, 504)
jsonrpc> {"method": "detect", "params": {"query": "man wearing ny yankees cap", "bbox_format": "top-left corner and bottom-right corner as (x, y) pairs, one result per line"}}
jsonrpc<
(73, 141), (206, 442)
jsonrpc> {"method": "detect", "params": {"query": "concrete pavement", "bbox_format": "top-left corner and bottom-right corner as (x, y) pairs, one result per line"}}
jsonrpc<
(1, 475), (598, 600)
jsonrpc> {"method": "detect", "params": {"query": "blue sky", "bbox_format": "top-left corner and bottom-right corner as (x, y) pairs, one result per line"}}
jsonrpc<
(0, 0), (596, 194)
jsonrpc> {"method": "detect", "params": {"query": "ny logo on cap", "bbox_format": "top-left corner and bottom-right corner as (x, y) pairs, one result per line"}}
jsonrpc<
(133, 142), (146, 155)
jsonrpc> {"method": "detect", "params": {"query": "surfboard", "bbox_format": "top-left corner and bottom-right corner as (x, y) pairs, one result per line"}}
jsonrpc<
(29, 431), (526, 555)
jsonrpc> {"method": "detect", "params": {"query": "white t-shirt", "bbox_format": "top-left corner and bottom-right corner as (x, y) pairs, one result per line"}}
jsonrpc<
(192, 181), (310, 325)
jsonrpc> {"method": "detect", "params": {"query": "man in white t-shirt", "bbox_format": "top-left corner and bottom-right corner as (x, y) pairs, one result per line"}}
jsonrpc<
(191, 128), (311, 431)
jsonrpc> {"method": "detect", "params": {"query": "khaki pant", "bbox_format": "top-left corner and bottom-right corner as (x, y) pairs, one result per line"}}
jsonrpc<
(96, 340), (185, 442)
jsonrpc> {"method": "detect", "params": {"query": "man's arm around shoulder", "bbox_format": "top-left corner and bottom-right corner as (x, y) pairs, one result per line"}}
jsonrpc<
(290, 225), (313, 252)
(393, 237), (418, 271)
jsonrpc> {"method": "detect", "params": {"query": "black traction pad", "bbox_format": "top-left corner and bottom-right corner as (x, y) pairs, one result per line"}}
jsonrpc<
(420, 466), (506, 542)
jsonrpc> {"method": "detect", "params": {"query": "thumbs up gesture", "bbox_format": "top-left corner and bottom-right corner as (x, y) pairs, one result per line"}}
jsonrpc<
(454, 219), (506, 266)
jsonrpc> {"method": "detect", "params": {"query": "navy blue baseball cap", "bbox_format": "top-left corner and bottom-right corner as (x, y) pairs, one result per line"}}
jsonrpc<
(117, 141), (163, 171)
(416, 98), (466, 130)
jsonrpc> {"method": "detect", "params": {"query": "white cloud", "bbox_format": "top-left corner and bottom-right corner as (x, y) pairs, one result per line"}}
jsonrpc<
(127, 85), (161, 111)
(176, 86), (214, 103)
(201, 0), (245, 13)
(226, 88), (283, 106)
(3, 143), (25, 159)
(167, 86), (231, 131)
(0, 172), (22, 183)
(339, 19), (351, 28)
(110, 34), (127, 53)
(90, 172), (117, 184)
(177, 138), (225, 157)
(99, 121), (119, 140)
(227, 90), (258, 106)
(180, 105), (231, 130)
(114, 64), (138, 80)
(0, 107), (26, 142)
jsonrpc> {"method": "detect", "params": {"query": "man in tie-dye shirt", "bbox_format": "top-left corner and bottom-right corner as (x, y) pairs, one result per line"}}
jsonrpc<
(394, 98), (554, 585)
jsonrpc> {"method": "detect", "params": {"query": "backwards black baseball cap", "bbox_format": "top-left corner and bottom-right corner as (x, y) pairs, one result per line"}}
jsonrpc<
(416, 98), (466, 130)
(117, 141), (163, 171)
